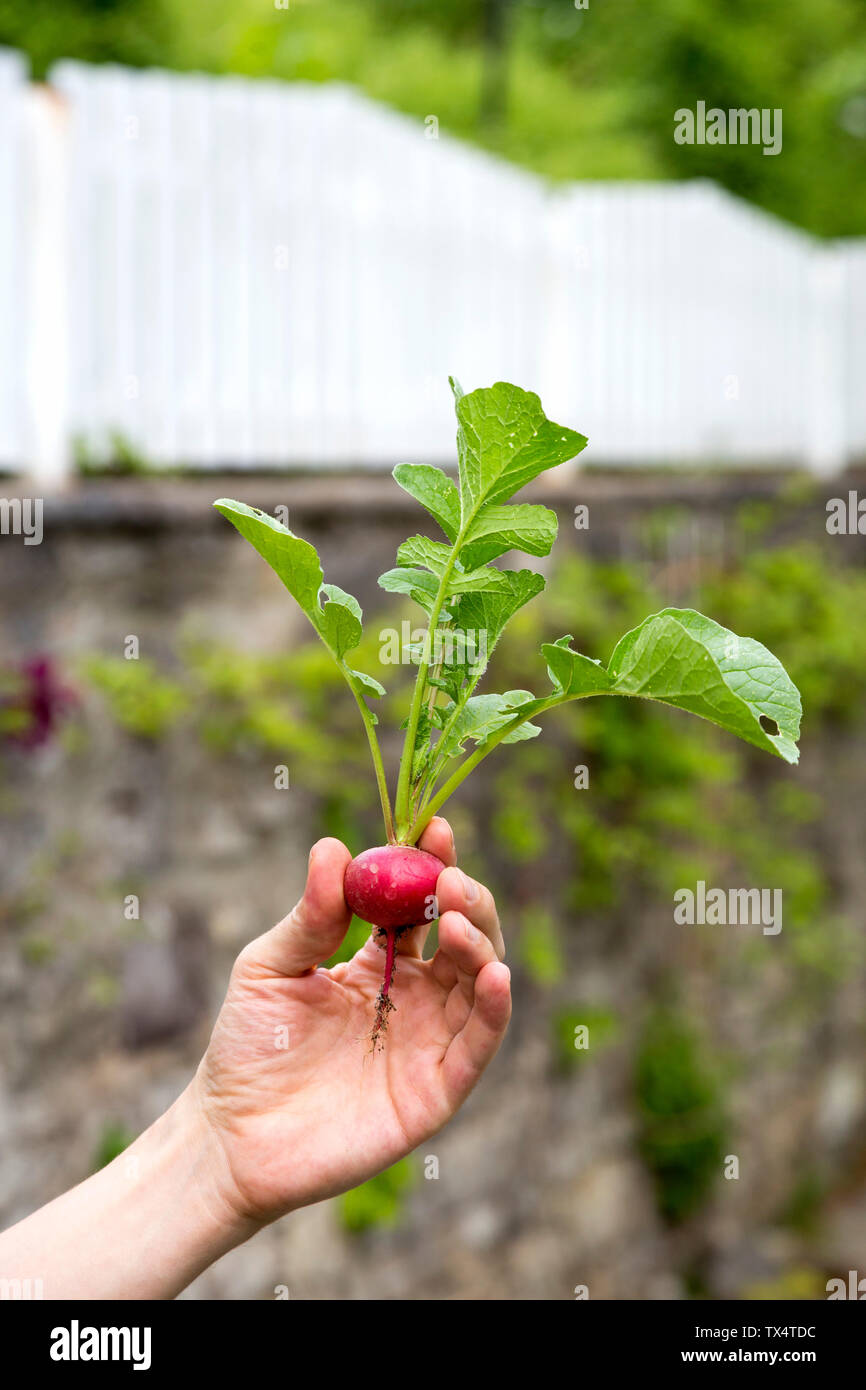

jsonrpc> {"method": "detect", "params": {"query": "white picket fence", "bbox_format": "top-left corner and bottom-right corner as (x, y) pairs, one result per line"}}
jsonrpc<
(1, 50), (864, 479)
(0, 49), (29, 471)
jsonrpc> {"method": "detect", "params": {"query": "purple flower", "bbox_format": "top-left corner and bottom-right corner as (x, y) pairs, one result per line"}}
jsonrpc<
(1, 656), (76, 750)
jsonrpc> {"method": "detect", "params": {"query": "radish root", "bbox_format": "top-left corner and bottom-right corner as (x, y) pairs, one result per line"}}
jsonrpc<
(369, 924), (410, 1050)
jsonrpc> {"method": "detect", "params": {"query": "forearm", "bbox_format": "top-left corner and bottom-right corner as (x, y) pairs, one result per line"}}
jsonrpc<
(0, 1084), (258, 1300)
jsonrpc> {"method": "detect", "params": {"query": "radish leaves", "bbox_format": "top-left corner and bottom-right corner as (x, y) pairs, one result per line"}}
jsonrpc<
(214, 380), (802, 847)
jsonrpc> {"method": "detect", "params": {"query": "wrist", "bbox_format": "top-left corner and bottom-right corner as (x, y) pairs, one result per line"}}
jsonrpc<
(0, 1082), (261, 1300)
(77, 1082), (262, 1299)
(134, 1082), (263, 1287)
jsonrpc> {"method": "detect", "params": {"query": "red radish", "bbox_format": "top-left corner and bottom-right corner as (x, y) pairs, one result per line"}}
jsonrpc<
(344, 845), (443, 1047)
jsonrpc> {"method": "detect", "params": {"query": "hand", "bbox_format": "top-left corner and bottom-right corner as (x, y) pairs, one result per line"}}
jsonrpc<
(193, 817), (511, 1225)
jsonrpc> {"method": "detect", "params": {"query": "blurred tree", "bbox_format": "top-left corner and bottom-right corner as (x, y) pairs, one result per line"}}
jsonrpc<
(0, 0), (173, 74)
(1, 0), (864, 232)
(480, 0), (511, 129)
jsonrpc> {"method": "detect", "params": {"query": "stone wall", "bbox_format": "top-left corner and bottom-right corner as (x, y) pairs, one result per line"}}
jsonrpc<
(1, 469), (865, 1300)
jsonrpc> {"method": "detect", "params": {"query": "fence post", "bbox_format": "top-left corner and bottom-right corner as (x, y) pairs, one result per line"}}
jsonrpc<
(24, 84), (70, 487)
(0, 49), (27, 469)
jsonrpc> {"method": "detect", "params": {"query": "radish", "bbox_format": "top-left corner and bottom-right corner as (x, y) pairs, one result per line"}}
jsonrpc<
(344, 845), (443, 1046)
(215, 377), (802, 1048)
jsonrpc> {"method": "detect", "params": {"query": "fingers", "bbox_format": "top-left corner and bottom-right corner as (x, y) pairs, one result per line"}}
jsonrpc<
(239, 838), (352, 978)
(442, 960), (512, 1104)
(417, 816), (456, 868)
(435, 865), (505, 960)
(433, 908), (498, 1004)
(433, 908), (511, 1099)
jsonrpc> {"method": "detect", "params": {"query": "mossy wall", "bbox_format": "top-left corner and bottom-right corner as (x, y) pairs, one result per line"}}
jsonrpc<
(1, 470), (864, 1299)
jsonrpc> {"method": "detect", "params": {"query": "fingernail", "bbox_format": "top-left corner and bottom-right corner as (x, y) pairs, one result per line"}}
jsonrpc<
(464, 918), (480, 943)
(460, 870), (478, 903)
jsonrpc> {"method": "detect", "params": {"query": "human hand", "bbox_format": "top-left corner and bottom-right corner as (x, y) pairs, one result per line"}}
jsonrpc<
(192, 817), (511, 1226)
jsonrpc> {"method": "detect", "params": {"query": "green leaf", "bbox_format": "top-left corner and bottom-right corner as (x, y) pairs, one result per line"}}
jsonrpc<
(392, 464), (460, 543)
(215, 500), (368, 666)
(378, 565), (507, 602)
(347, 668), (386, 699)
(396, 535), (454, 575)
(543, 639), (614, 697)
(542, 609), (801, 764)
(319, 583), (362, 659)
(448, 567), (509, 595)
(377, 567), (439, 613)
(411, 708), (433, 781)
(379, 560), (507, 613)
(460, 502), (558, 568)
(443, 690), (541, 755)
(455, 570), (546, 659)
(607, 608), (801, 764)
(455, 383), (588, 518)
(394, 536), (512, 602)
(214, 499), (322, 617)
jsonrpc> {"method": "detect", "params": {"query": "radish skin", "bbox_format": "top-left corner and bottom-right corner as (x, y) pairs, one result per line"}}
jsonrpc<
(344, 845), (443, 1047)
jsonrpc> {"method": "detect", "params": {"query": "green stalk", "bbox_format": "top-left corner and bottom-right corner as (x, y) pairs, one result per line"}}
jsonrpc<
(342, 664), (396, 843)
(419, 653), (488, 796)
(407, 695), (561, 842)
(393, 542), (464, 838)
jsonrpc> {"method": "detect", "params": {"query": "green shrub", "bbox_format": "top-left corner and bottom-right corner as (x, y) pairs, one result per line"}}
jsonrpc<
(340, 1158), (414, 1234)
(551, 1005), (619, 1072)
(634, 1007), (727, 1224)
(91, 1121), (135, 1172)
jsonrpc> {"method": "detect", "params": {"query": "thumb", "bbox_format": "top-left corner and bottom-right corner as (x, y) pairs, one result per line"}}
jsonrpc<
(240, 838), (353, 978)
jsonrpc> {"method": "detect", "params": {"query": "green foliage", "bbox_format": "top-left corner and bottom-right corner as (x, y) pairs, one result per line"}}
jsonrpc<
(518, 905), (562, 985)
(216, 381), (586, 841)
(19, 934), (56, 966)
(339, 1157), (414, 1234)
(551, 1005), (619, 1072)
(544, 607), (801, 763)
(490, 768), (550, 862)
(700, 543), (866, 724)
(73, 431), (159, 478)
(778, 1171), (825, 1237)
(217, 380), (799, 848)
(744, 1267), (827, 1300)
(491, 540), (855, 967)
(213, 502), (366, 665)
(5, 0), (864, 235)
(91, 1120), (135, 1172)
(634, 1007), (727, 1224)
(81, 656), (189, 739)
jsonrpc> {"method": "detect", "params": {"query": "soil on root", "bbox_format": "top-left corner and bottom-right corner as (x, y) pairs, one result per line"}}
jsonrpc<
(369, 923), (413, 1052)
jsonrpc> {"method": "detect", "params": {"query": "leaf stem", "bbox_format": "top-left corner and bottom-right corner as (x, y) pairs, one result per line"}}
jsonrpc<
(407, 694), (561, 842)
(420, 655), (488, 794)
(342, 665), (396, 843)
(394, 542), (464, 837)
